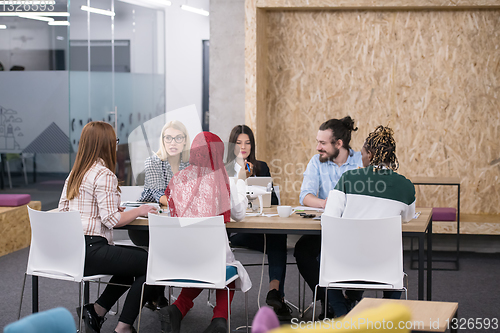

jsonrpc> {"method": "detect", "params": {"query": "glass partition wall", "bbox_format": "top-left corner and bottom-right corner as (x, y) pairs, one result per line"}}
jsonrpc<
(69, 0), (166, 184)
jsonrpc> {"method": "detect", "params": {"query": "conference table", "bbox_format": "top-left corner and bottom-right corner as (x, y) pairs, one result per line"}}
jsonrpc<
(125, 206), (434, 301)
(30, 207), (433, 314)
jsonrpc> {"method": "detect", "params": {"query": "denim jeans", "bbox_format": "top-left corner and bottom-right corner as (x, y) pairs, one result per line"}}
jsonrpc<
(229, 233), (287, 296)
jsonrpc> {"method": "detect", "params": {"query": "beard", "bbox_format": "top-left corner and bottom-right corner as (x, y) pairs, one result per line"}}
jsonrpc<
(318, 147), (339, 163)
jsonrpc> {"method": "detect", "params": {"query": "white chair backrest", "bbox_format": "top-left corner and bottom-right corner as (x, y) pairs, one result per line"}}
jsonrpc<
(120, 186), (144, 202)
(147, 214), (227, 289)
(27, 207), (85, 282)
(319, 215), (403, 289)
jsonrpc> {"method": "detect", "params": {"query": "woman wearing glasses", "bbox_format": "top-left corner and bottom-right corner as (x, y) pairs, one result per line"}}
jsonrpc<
(138, 120), (190, 205)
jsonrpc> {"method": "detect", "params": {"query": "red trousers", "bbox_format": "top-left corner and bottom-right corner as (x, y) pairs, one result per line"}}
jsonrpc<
(173, 282), (235, 319)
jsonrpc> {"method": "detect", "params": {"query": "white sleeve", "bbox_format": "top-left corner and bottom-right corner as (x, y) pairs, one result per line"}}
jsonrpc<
(323, 189), (346, 218)
(230, 177), (247, 222)
(402, 200), (416, 223)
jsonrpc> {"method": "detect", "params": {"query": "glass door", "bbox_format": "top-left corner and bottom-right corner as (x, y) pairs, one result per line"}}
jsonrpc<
(69, 0), (165, 184)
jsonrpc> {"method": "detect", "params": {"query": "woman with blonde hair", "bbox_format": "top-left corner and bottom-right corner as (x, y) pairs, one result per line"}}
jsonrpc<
(139, 120), (190, 205)
(59, 121), (162, 333)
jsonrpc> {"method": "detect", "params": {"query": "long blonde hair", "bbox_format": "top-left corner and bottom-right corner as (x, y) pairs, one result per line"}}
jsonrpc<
(156, 120), (190, 162)
(67, 121), (117, 199)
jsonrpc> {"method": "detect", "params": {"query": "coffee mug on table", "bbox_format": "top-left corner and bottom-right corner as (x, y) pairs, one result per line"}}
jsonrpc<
(277, 205), (295, 218)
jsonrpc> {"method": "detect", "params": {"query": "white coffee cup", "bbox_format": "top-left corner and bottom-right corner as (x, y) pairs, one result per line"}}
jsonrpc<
(277, 205), (295, 218)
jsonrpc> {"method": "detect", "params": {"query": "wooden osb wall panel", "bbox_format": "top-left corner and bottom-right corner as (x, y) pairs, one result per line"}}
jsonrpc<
(257, 0), (500, 9)
(263, 10), (500, 212)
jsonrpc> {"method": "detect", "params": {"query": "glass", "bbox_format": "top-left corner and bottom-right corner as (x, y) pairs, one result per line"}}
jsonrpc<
(69, 0), (166, 186)
(164, 135), (185, 143)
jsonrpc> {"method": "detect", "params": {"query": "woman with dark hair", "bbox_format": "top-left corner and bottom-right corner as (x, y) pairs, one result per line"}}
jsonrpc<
(226, 124), (262, 178)
(225, 125), (291, 320)
(158, 132), (250, 333)
(58, 121), (163, 333)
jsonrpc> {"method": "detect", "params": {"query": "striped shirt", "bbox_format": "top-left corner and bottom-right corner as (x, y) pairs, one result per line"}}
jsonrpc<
(324, 165), (416, 222)
(138, 154), (189, 203)
(59, 159), (121, 244)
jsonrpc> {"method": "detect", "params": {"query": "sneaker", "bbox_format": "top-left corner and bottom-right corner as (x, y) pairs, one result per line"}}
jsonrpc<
(266, 289), (292, 321)
(158, 305), (182, 333)
(202, 318), (227, 333)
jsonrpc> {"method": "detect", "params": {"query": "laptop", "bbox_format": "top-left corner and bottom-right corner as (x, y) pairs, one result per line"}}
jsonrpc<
(246, 177), (273, 208)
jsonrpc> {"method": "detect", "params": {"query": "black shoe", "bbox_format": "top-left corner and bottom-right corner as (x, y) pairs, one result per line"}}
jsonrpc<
(158, 305), (182, 333)
(266, 289), (292, 321)
(265, 289), (282, 309)
(202, 318), (228, 333)
(79, 303), (105, 333)
(145, 295), (169, 311)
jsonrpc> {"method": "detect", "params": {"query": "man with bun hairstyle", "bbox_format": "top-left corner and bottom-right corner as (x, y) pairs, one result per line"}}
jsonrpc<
(299, 116), (363, 209)
(295, 116), (363, 319)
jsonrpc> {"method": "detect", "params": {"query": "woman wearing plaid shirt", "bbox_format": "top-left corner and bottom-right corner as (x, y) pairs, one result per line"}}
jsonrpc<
(138, 120), (190, 205)
(59, 121), (162, 333)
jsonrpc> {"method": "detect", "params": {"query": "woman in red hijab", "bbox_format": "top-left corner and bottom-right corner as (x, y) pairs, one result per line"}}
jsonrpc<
(160, 132), (251, 333)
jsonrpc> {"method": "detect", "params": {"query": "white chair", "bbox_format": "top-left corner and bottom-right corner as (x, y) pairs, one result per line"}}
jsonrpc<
(119, 185), (144, 202)
(19, 207), (126, 332)
(312, 215), (408, 319)
(137, 215), (249, 333)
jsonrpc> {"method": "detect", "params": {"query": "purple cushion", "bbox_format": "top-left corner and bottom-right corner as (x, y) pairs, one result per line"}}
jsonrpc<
(0, 194), (31, 207)
(433, 207), (456, 221)
(251, 306), (280, 333)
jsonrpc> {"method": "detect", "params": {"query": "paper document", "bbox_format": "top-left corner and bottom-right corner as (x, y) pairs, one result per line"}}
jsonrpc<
(293, 206), (324, 213)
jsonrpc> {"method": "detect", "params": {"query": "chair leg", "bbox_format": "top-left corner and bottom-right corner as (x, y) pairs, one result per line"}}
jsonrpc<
(245, 292), (249, 333)
(226, 286), (231, 333)
(6, 160), (12, 189)
(17, 273), (28, 319)
(21, 156), (28, 185)
(137, 283), (146, 333)
(79, 282), (85, 333)
(312, 284), (319, 321)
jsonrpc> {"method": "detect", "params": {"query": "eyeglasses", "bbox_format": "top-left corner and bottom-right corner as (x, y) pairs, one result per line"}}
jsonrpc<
(163, 135), (185, 143)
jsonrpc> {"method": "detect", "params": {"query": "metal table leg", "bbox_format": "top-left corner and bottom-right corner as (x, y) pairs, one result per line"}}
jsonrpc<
(32, 276), (38, 313)
(418, 233), (424, 300)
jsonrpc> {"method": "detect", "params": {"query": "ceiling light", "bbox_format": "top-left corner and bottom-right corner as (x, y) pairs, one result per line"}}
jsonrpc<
(18, 14), (54, 22)
(48, 21), (70, 26)
(117, 0), (170, 9)
(81, 5), (115, 17)
(0, 25), (7, 29)
(180, 5), (209, 16)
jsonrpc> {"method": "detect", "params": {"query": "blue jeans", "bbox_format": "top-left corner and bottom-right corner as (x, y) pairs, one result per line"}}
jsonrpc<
(229, 233), (287, 296)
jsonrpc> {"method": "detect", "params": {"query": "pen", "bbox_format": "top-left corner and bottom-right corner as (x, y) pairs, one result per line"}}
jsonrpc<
(246, 163), (250, 171)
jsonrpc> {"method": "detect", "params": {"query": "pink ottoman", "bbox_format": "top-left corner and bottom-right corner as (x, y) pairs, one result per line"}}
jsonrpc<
(0, 194), (31, 207)
(433, 207), (457, 221)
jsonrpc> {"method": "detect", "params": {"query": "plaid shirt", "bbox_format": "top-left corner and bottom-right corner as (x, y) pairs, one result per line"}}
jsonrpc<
(59, 159), (121, 244)
(139, 154), (189, 203)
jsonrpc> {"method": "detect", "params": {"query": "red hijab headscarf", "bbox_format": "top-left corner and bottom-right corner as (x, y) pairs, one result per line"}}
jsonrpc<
(166, 132), (231, 222)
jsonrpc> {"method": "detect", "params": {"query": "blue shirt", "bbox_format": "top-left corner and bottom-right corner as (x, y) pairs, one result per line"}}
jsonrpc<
(299, 150), (363, 205)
